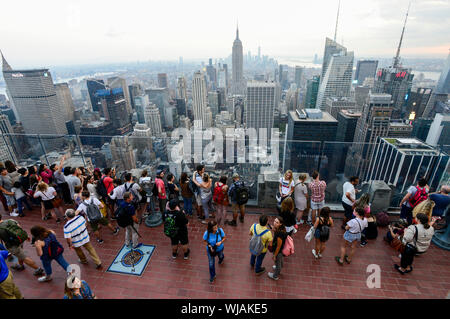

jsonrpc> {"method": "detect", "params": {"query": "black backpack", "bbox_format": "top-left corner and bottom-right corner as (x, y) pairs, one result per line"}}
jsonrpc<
(235, 181), (249, 205)
(96, 177), (108, 199)
(115, 205), (133, 228)
(124, 183), (140, 207)
(318, 218), (330, 242)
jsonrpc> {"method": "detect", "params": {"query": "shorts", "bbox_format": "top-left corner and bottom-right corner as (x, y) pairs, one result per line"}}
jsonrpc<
(170, 232), (189, 246)
(343, 231), (361, 243)
(89, 217), (110, 232)
(4, 194), (15, 207)
(195, 194), (202, 206)
(8, 244), (27, 261)
(311, 200), (324, 210)
(42, 200), (54, 210)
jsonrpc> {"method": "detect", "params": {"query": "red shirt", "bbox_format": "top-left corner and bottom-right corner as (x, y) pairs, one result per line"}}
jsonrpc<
(155, 178), (166, 199)
(103, 176), (114, 194)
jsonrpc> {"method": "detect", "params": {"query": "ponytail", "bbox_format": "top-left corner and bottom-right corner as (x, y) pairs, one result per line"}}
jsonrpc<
(416, 213), (430, 229)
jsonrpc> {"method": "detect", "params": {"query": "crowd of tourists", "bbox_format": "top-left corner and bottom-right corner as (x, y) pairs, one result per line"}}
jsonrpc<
(0, 158), (449, 298)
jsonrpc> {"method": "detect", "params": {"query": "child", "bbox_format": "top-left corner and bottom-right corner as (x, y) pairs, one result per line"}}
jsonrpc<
(360, 213), (378, 247)
(12, 181), (32, 217)
(73, 185), (83, 209)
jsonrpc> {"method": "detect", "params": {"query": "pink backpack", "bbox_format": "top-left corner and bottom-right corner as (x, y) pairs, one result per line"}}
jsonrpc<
(282, 235), (294, 257)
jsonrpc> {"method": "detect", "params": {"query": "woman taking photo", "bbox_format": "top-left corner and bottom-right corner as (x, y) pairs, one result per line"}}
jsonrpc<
(395, 213), (437, 275)
(33, 182), (63, 223)
(203, 221), (226, 283)
(39, 164), (53, 186)
(167, 173), (180, 200)
(179, 172), (194, 217)
(30, 225), (69, 282)
(199, 173), (213, 225)
(293, 173), (308, 225)
(268, 216), (287, 281)
(64, 275), (96, 299)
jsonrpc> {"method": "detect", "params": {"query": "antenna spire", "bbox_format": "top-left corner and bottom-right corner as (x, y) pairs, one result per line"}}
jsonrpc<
(334, 0), (341, 42)
(236, 20), (239, 40)
(393, 1), (411, 68)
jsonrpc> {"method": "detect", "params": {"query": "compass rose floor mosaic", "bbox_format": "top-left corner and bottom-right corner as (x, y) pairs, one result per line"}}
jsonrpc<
(106, 244), (156, 276)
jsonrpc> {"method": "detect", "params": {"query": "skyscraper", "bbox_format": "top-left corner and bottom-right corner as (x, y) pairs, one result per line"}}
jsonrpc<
(107, 76), (132, 114)
(177, 77), (187, 100)
(144, 103), (162, 136)
(158, 73), (169, 89)
(192, 71), (209, 128)
(128, 83), (143, 110)
(2, 52), (68, 150)
(294, 66), (304, 89)
(355, 60), (379, 85)
(96, 87), (131, 135)
(134, 94), (150, 124)
(110, 136), (136, 171)
(54, 83), (75, 122)
(246, 81), (279, 142)
(304, 76), (320, 108)
(436, 51), (450, 94)
(0, 114), (17, 163)
(232, 26), (244, 95)
(316, 39), (354, 110)
(86, 79), (106, 112)
(347, 93), (393, 179)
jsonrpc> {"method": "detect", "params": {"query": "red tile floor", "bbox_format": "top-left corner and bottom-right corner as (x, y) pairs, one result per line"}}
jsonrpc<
(1, 204), (449, 299)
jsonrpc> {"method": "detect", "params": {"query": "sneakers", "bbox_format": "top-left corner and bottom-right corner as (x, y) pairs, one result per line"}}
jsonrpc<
(272, 265), (277, 270)
(312, 249), (319, 259)
(218, 257), (224, 265)
(201, 220), (207, 224)
(318, 253), (323, 259)
(38, 275), (52, 282)
(255, 267), (266, 275)
(360, 241), (367, 247)
(267, 272), (279, 281)
(239, 216), (244, 223)
(306, 220), (313, 227)
(10, 211), (19, 217)
(56, 218), (61, 224)
(97, 239), (104, 244)
(96, 264), (103, 270)
(292, 228), (297, 234)
(183, 249), (190, 260)
(209, 275), (216, 283)
(172, 252), (178, 259)
(78, 259), (88, 265)
(11, 264), (25, 271)
(113, 227), (120, 235)
(297, 220), (305, 225)
(133, 243), (143, 249)
(33, 268), (44, 276)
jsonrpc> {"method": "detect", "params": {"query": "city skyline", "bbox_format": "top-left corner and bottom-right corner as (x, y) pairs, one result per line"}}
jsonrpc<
(0, 0), (449, 67)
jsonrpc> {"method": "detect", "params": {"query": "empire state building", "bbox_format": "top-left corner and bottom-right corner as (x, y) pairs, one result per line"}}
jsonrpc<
(232, 27), (244, 95)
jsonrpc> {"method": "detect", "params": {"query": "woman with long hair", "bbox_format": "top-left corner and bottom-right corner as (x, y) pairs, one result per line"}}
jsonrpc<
(280, 197), (296, 235)
(199, 173), (213, 225)
(39, 164), (53, 185)
(312, 207), (333, 259)
(179, 172), (194, 217)
(203, 220), (226, 283)
(30, 225), (69, 282)
(33, 182), (63, 223)
(278, 170), (295, 207)
(268, 216), (287, 281)
(64, 275), (96, 299)
(293, 173), (308, 225)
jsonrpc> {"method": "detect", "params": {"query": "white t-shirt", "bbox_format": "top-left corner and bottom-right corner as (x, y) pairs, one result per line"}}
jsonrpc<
(342, 182), (356, 206)
(34, 187), (56, 201)
(347, 217), (368, 234)
(11, 187), (26, 200)
(77, 198), (102, 219)
(279, 178), (295, 195)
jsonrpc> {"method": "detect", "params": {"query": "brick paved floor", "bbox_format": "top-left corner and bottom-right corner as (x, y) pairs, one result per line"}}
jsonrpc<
(1, 204), (449, 299)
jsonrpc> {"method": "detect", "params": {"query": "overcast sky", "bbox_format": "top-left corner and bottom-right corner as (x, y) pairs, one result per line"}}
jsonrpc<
(1, 0), (449, 67)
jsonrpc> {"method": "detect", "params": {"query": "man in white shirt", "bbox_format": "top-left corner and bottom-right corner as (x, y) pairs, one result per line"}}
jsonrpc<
(63, 209), (102, 269)
(65, 168), (81, 200)
(77, 191), (119, 244)
(341, 176), (359, 229)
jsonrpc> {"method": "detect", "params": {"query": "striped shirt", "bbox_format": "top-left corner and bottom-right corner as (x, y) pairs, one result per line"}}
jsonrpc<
(308, 180), (326, 203)
(63, 215), (90, 248)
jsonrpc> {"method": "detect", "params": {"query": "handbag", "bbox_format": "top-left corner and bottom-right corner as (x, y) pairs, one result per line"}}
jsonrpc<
(305, 226), (315, 242)
(403, 226), (419, 255)
(391, 237), (405, 253)
(52, 197), (63, 208)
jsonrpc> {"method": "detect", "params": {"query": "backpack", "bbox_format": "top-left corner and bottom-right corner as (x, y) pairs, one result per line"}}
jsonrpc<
(234, 181), (249, 205)
(249, 224), (269, 256)
(282, 235), (294, 257)
(44, 233), (64, 259)
(96, 177), (108, 199)
(189, 176), (199, 195)
(124, 183), (140, 207)
(213, 183), (226, 205)
(163, 211), (179, 238)
(318, 217), (330, 242)
(0, 220), (29, 247)
(408, 186), (428, 208)
(115, 205), (133, 228)
(84, 200), (102, 223)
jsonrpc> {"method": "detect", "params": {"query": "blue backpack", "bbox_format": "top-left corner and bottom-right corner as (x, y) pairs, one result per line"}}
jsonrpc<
(44, 233), (64, 260)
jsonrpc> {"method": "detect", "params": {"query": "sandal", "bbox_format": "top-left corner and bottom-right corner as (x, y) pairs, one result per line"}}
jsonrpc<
(335, 256), (344, 265)
(394, 264), (405, 275)
(344, 255), (351, 264)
